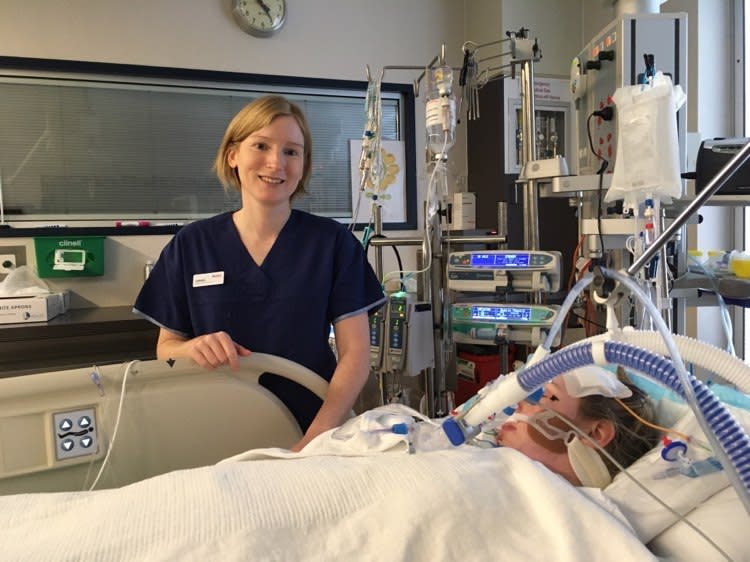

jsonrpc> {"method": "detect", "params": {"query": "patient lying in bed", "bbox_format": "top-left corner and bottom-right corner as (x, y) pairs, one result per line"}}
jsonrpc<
(260, 365), (659, 490)
(495, 366), (660, 488)
(0, 367), (666, 562)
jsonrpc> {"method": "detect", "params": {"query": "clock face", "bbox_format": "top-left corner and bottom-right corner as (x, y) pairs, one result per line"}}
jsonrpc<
(232, 0), (286, 38)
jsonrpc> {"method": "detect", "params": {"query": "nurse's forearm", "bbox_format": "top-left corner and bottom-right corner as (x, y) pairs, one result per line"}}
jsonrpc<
(300, 353), (370, 443)
(156, 330), (191, 359)
(156, 329), (251, 370)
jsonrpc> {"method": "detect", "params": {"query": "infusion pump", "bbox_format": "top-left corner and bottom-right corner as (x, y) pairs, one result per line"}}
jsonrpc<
(369, 292), (434, 376)
(447, 250), (562, 293)
(451, 303), (560, 347)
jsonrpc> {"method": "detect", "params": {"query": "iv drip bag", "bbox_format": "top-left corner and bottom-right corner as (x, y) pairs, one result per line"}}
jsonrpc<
(425, 65), (457, 156)
(606, 72), (686, 208)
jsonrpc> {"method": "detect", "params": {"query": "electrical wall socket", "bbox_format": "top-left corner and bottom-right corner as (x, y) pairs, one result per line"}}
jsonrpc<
(0, 245), (26, 275)
(0, 254), (16, 273)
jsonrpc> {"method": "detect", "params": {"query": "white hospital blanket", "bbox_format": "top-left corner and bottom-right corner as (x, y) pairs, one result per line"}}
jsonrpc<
(0, 447), (655, 561)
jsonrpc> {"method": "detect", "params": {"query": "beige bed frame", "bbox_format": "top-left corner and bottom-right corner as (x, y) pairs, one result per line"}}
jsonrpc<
(0, 354), (328, 494)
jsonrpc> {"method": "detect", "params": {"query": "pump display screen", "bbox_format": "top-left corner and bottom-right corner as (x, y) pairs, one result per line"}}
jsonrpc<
(470, 253), (530, 268)
(471, 306), (531, 322)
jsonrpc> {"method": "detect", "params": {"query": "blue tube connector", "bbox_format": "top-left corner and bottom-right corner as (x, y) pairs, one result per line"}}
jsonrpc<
(442, 418), (467, 446)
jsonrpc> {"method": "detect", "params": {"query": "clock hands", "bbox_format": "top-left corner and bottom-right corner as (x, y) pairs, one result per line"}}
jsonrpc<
(255, 0), (273, 23)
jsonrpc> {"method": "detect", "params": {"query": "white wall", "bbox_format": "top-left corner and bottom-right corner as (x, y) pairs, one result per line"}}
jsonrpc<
(0, 1), (463, 80)
(501, 0), (583, 77)
(0, 0), (467, 306)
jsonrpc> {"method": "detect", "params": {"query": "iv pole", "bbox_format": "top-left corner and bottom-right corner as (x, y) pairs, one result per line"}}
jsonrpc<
(365, 33), (542, 415)
(365, 45), (508, 415)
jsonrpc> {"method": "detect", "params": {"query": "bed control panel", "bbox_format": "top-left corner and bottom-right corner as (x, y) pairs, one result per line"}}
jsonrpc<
(53, 407), (99, 461)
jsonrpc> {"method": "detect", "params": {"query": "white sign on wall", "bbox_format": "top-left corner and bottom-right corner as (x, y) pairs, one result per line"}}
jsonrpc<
(504, 76), (573, 174)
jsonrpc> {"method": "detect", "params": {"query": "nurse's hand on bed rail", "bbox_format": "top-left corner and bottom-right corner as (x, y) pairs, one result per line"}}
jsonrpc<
(157, 328), (252, 370)
(187, 331), (252, 370)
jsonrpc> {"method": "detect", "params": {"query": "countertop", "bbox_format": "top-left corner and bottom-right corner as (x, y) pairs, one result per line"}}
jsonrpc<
(0, 305), (154, 340)
(0, 306), (158, 377)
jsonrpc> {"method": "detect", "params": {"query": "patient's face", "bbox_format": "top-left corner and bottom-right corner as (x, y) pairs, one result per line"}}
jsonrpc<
(496, 377), (583, 464)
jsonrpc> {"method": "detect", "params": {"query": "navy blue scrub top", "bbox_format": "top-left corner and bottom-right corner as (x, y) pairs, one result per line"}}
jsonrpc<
(134, 210), (386, 430)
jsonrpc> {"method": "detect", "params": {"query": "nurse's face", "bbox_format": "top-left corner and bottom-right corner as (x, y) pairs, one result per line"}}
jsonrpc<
(227, 115), (305, 207)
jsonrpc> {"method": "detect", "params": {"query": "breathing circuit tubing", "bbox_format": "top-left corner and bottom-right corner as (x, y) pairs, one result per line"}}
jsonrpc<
(444, 267), (750, 514)
(524, 340), (749, 512)
(587, 330), (750, 394)
(538, 272), (750, 395)
(559, 268), (748, 512)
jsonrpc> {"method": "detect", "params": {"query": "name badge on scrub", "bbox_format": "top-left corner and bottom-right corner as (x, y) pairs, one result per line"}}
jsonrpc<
(193, 271), (225, 287)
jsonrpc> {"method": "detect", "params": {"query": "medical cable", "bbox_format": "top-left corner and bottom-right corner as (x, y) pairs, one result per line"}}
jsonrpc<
(560, 236), (586, 344)
(541, 406), (734, 561)
(586, 109), (612, 257)
(538, 268), (715, 471)
(88, 359), (139, 491)
(613, 396), (712, 452)
(569, 311), (607, 333)
(81, 366), (106, 488)
(365, 234), (405, 291)
(602, 269), (740, 491)
(539, 272), (595, 354)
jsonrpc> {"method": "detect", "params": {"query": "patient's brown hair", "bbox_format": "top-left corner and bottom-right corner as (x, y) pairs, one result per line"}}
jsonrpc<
(579, 366), (660, 477)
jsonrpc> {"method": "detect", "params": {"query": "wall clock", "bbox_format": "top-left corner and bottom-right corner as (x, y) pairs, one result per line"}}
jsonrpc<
(232, 0), (286, 38)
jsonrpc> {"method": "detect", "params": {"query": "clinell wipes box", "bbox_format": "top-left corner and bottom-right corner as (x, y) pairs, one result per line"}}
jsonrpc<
(0, 291), (70, 324)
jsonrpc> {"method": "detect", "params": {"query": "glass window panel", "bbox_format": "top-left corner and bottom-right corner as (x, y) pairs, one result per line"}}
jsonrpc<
(0, 61), (411, 228)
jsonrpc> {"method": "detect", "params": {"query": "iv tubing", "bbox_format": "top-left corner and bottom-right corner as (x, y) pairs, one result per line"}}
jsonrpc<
(89, 360), (139, 491)
(514, 340), (750, 514)
(688, 255), (736, 356)
(540, 273), (595, 352)
(603, 270), (702, 422)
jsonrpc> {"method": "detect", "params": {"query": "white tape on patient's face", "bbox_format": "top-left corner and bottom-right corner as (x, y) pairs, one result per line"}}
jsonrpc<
(568, 436), (612, 489)
(508, 411), (612, 488)
(561, 365), (632, 399)
(510, 412), (572, 442)
(193, 271), (225, 287)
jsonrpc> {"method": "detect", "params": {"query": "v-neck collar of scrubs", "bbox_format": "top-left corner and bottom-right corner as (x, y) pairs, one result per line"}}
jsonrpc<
(230, 209), (299, 268)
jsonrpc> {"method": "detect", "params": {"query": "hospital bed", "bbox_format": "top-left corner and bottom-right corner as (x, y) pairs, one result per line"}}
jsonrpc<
(0, 355), (748, 561)
(0, 354), (328, 494)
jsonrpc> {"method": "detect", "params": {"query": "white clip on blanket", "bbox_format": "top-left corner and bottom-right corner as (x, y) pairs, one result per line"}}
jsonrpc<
(0, 447), (655, 560)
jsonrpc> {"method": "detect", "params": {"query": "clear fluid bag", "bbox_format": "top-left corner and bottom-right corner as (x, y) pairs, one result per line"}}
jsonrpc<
(606, 72), (686, 209)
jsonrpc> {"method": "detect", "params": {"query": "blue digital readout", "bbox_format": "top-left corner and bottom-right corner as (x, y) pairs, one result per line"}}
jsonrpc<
(471, 306), (532, 322)
(470, 253), (530, 268)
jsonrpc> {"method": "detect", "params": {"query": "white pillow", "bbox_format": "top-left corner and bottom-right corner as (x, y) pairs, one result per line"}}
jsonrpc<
(648, 486), (750, 561)
(604, 399), (750, 543)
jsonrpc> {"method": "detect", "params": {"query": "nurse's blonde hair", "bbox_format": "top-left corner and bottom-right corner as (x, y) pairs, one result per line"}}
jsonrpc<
(214, 95), (312, 200)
